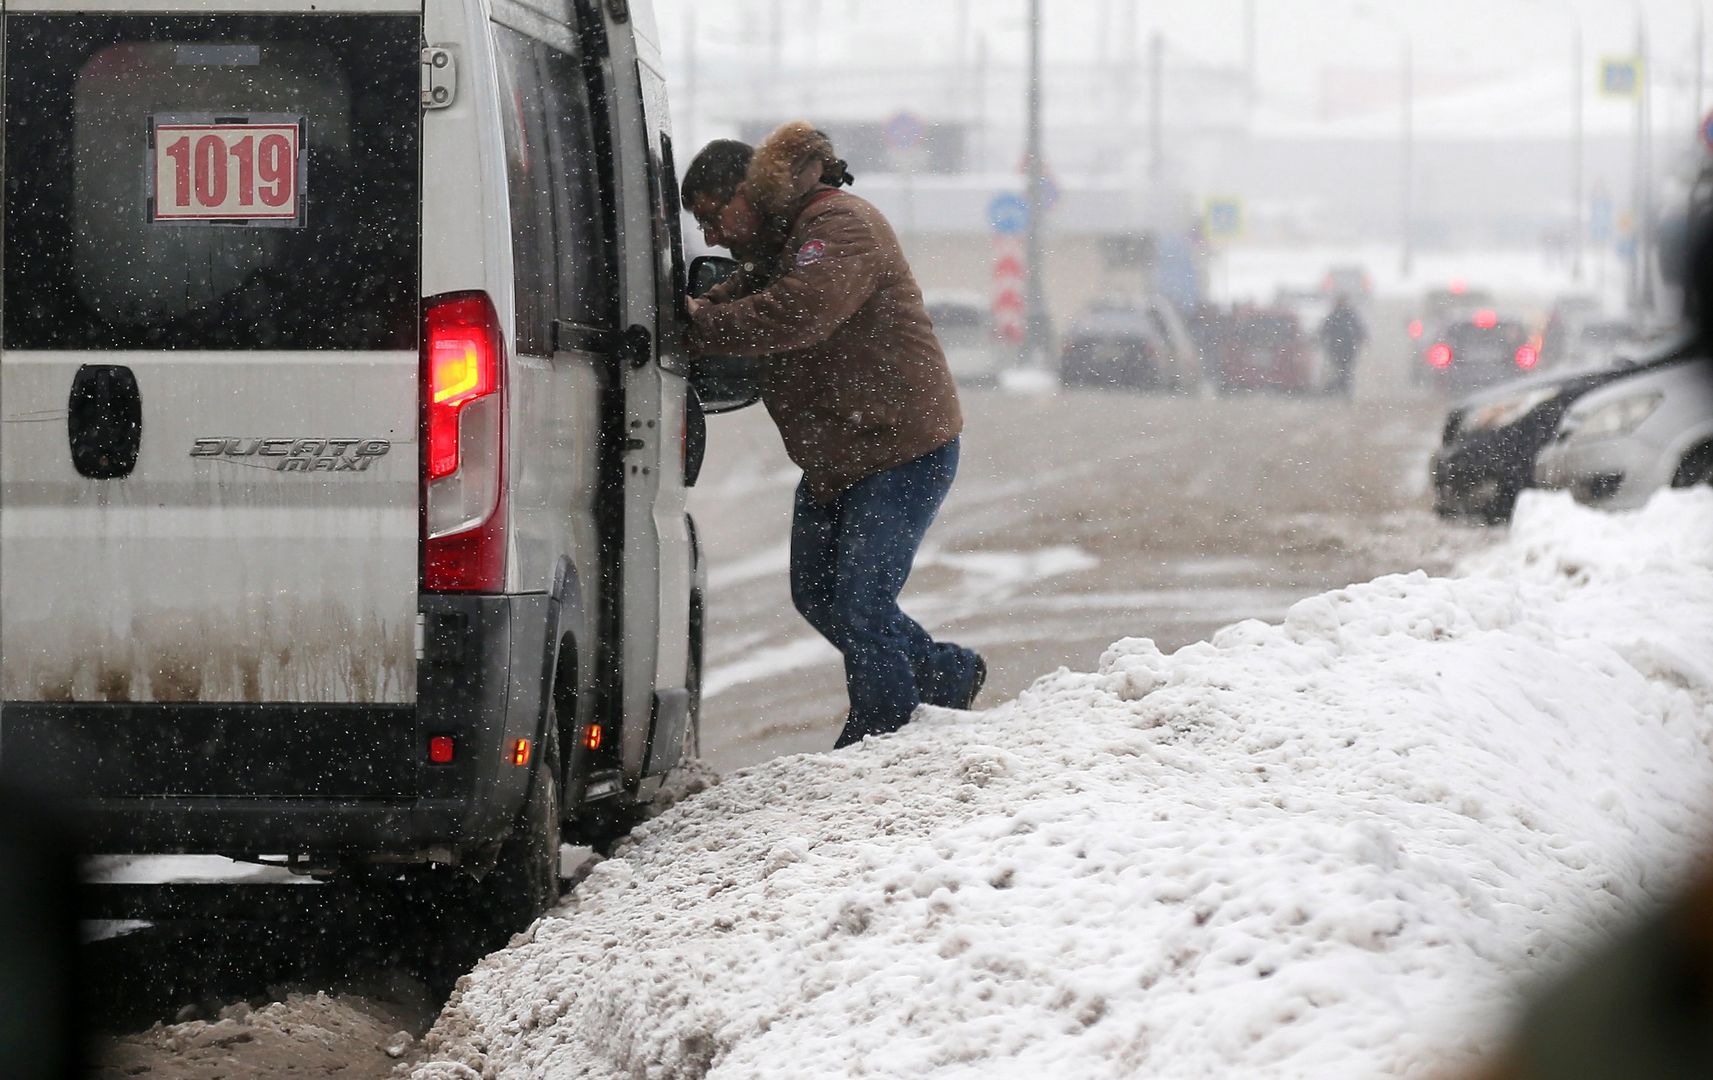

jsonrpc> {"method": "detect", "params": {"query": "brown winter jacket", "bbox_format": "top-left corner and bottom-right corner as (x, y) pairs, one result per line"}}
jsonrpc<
(691, 188), (963, 502)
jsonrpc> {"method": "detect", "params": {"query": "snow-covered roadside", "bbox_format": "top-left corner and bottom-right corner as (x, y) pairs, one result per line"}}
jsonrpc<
(409, 490), (1713, 1080)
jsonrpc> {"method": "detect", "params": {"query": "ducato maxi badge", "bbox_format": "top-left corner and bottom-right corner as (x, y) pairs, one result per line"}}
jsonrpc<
(190, 437), (392, 473)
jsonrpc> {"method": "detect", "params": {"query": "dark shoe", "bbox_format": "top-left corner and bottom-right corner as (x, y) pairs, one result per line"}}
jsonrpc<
(951, 654), (986, 711)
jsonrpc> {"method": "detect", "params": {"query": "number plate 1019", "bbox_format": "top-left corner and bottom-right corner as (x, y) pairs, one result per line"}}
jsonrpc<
(151, 119), (302, 225)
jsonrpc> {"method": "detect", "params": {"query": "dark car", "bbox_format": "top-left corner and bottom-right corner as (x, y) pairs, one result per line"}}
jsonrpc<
(1213, 307), (1317, 394)
(1418, 311), (1535, 393)
(1059, 298), (1198, 392)
(1431, 335), (1697, 523)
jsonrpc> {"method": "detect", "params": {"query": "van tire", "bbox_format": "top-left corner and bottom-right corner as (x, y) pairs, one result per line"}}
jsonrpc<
(1672, 442), (1713, 488)
(486, 720), (563, 933)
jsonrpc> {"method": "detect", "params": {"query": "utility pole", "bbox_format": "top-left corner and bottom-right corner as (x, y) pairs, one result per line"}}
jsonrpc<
(1245, 0), (1258, 113)
(1149, 31), (1164, 183)
(1022, 0), (1052, 371)
(683, 5), (697, 153)
(1698, 5), (1707, 130)
(1401, 34), (1414, 279)
(1572, 23), (1584, 283)
(1639, 17), (1655, 315)
(974, 33), (988, 173)
(768, 0), (783, 122)
(1629, 14), (1648, 313)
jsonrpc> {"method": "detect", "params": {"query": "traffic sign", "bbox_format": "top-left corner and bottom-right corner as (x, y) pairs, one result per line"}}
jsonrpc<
(1204, 196), (1244, 241)
(1600, 57), (1641, 99)
(883, 111), (925, 152)
(992, 235), (1025, 343)
(988, 192), (1029, 236)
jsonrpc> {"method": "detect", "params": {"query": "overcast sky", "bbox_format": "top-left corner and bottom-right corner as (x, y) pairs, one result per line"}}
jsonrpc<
(653, 0), (1712, 136)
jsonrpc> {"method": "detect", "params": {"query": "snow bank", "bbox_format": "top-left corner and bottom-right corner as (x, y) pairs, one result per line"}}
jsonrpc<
(410, 490), (1713, 1080)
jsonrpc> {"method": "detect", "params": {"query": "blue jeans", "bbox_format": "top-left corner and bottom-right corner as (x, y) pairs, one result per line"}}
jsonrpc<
(790, 438), (983, 749)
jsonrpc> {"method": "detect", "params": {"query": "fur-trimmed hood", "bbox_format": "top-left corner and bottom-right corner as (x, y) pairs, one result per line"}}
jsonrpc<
(741, 121), (843, 219)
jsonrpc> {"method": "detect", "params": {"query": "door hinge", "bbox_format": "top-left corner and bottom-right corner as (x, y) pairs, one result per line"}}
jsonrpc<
(421, 47), (456, 110)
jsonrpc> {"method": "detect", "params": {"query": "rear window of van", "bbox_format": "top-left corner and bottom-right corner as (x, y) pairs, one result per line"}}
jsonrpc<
(3, 15), (419, 351)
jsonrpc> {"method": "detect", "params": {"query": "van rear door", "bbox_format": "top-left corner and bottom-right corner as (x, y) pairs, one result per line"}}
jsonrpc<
(0, 8), (421, 737)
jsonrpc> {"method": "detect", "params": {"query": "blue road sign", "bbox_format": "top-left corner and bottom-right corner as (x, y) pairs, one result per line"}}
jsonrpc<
(988, 192), (1029, 235)
(1205, 197), (1243, 240)
(1600, 57), (1640, 99)
(883, 111), (925, 151)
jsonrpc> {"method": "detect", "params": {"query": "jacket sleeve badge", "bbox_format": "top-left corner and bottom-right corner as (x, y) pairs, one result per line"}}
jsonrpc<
(795, 239), (827, 267)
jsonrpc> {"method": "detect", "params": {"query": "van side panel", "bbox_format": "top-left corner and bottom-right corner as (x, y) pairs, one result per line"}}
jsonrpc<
(0, 351), (417, 704)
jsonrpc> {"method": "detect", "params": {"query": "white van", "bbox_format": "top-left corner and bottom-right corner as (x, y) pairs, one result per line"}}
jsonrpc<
(0, 0), (739, 937)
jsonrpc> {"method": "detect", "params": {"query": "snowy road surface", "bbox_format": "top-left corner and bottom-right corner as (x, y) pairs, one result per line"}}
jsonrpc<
(406, 490), (1713, 1078)
(690, 387), (1480, 768)
(92, 383), (1706, 1079)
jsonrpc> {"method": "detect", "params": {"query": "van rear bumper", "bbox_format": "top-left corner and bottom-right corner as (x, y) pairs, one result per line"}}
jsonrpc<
(0, 592), (555, 862)
(58, 796), (468, 856)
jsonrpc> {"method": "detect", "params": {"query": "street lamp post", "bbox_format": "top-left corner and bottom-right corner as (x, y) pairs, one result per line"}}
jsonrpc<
(1400, 33), (1414, 279)
(1022, 0), (1052, 370)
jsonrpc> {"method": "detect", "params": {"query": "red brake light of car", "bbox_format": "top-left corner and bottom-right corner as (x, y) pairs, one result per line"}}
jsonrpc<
(1408, 319), (1424, 340)
(1427, 343), (1454, 369)
(1449, 279), (1468, 296)
(1514, 344), (1539, 369)
(1473, 309), (1498, 329)
(426, 296), (501, 481)
(428, 735), (455, 764)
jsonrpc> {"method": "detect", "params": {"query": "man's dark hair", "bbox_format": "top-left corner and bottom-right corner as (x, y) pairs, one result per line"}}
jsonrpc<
(681, 139), (754, 207)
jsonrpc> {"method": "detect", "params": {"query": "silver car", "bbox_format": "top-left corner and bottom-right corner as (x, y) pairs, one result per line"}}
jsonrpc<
(1534, 357), (1713, 509)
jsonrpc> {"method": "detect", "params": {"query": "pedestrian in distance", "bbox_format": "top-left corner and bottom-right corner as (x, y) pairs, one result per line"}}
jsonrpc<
(681, 122), (986, 750)
(1319, 294), (1367, 399)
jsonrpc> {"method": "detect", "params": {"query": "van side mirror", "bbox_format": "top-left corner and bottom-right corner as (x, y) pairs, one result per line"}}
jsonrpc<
(685, 255), (761, 414)
(689, 255), (739, 298)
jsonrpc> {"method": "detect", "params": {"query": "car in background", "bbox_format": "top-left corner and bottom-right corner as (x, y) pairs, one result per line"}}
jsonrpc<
(1534, 355), (1713, 510)
(1537, 299), (1636, 370)
(1407, 285), (1495, 359)
(1416, 309), (1536, 393)
(1431, 335), (1698, 523)
(1212, 306), (1318, 394)
(923, 291), (1004, 386)
(1059, 296), (1199, 393)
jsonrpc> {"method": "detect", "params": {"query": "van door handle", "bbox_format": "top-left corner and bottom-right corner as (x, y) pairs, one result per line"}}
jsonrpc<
(67, 364), (143, 479)
(554, 320), (653, 369)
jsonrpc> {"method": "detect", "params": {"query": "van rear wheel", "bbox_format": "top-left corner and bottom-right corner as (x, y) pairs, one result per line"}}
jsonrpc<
(411, 723), (561, 977)
(483, 721), (563, 934)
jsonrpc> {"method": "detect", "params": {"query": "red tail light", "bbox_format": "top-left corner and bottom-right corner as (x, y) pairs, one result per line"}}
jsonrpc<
(422, 293), (506, 593)
(1407, 319), (1424, 340)
(1514, 344), (1539, 369)
(1427, 343), (1454, 369)
(1473, 309), (1498, 329)
(426, 296), (500, 481)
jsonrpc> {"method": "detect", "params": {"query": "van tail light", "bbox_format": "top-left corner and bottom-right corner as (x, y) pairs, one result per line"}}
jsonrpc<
(1407, 319), (1424, 340)
(1427, 343), (1454, 369)
(422, 292), (506, 592)
(1514, 344), (1540, 369)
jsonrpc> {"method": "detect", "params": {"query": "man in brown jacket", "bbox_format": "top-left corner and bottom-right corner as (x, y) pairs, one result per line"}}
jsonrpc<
(684, 124), (985, 749)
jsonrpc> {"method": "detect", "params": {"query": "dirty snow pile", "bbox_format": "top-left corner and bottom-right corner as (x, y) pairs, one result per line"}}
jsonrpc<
(411, 490), (1713, 1080)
